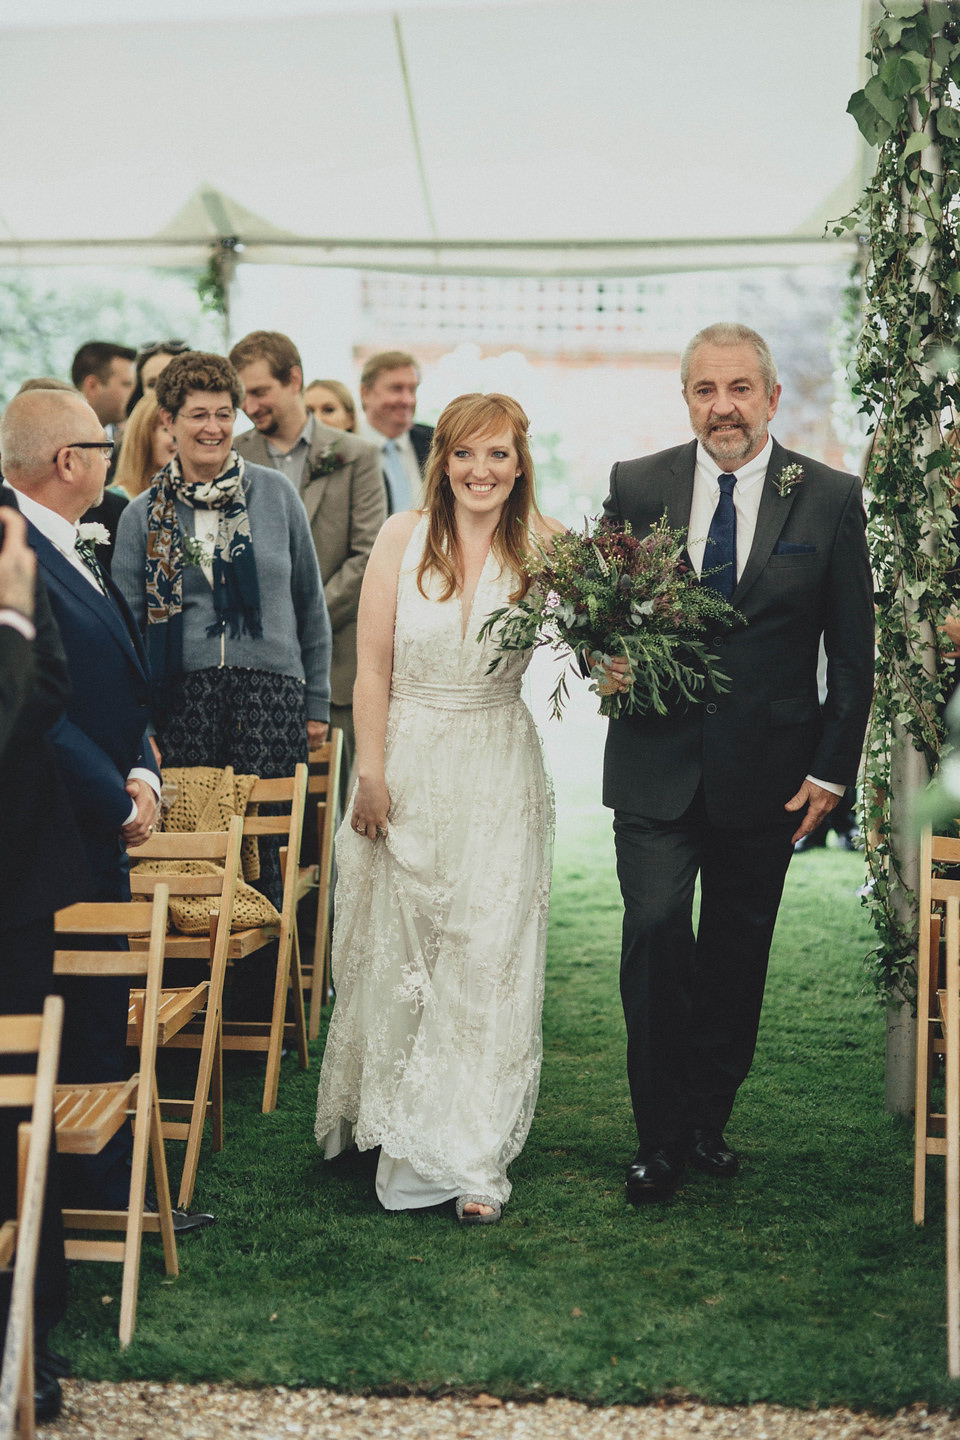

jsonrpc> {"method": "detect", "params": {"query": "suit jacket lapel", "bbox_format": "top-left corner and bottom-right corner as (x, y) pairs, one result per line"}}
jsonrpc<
(28, 524), (148, 676)
(300, 422), (348, 526)
(732, 439), (798, 606)
(667, 442), (697, 561)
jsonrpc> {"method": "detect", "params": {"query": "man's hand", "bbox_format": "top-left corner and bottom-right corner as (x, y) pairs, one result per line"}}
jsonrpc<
(0, 508), (36, 618)
(589, 652), (631, 696)
(942, 609), (960, 660)
(123, 778), (159, 848)
(784, 778), (841, 845)
(307, 719), (329, 750)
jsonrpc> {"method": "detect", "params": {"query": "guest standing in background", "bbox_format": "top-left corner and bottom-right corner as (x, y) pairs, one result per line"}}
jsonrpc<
(112, 351), (332, 922)
(112, 392), (177, 500)
(304, 379), (358, 433)
(359, 351), (434, 514)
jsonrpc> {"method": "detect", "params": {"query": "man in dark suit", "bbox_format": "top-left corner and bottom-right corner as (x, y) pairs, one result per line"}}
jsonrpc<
(601, 323), (875, 1202)
(0, 501), (88, 1420)
(0, 387), (161, 1212)
(359, 350), (434, 513)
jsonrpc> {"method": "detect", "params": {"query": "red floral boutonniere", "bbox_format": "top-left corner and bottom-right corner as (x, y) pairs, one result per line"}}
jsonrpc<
(308, 447), (345, 483)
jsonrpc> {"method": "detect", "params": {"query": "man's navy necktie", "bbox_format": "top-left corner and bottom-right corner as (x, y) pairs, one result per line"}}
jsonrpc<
(704, 473), (737, 599)
(75, 535), (107, 594)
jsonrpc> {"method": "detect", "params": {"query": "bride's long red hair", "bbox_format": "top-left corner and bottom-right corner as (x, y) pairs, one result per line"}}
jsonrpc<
(416, 392), (542, 604)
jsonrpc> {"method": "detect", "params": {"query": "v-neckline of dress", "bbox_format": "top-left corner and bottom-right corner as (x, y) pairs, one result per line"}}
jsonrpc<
(459, 544), (494, 644)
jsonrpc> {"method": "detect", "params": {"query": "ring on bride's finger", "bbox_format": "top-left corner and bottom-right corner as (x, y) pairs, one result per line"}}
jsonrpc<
(354, 821), (363, 832)
(376, 826), (387, 837)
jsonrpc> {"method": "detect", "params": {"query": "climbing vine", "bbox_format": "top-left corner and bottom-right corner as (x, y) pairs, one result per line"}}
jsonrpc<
(839, 0), (960, 997)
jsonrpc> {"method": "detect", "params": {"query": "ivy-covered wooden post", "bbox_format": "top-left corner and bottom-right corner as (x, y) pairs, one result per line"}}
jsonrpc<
(841, 0), (960, 1112)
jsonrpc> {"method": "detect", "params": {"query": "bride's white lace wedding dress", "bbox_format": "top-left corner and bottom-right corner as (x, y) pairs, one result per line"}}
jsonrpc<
(314, 516), (554, 1209)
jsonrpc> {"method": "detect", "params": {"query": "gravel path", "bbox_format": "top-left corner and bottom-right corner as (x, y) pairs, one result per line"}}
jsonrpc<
(35, 1383), (960, 1439)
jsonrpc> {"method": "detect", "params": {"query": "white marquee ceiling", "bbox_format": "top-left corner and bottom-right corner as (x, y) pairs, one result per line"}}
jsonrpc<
(0, 0), (871, 275)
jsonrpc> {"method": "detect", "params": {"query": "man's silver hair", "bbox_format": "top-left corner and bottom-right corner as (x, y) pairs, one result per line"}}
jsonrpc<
(680, 323), (778, 396)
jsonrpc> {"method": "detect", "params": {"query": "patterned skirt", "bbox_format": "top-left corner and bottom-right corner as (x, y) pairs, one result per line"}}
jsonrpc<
(157, 667), (307, 908)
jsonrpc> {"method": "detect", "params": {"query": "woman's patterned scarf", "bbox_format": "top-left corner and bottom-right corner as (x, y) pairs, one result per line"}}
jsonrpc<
(144, 450), (262, 703)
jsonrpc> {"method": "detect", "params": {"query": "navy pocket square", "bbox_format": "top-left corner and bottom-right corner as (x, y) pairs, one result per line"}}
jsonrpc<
(774, 541), (816, 555)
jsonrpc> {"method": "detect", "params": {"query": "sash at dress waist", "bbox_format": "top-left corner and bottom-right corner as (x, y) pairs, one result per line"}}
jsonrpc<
(390, 675), (523, 711)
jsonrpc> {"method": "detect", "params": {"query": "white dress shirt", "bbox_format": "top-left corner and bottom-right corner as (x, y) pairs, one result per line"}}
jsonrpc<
(686, 436), (772, 582)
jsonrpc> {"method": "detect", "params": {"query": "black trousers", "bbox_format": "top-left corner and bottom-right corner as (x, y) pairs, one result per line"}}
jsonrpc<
(613, 785), (795, 1149)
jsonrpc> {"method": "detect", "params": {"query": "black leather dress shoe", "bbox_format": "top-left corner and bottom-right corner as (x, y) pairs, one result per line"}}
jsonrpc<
(33, 1360), (62, 1421)
(36, 1334), (71, 1378)
(689, 1128), (739, 1178)
(144, 1193), (216, 1232)
(625, 1145), (685, 1203)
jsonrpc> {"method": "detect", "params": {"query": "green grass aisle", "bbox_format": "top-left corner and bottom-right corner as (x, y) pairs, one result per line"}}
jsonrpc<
(58, 835), (960, 1410)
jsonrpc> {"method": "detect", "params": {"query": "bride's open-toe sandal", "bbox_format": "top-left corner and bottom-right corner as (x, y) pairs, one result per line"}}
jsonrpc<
(455, 1195), (502, 1226)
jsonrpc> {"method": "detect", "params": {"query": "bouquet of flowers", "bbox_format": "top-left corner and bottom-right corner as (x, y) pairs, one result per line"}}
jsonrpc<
(477, 516), (744, 720)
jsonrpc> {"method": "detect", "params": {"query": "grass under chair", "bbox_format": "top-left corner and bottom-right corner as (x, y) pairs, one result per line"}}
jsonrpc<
(55, 822), (960, 1412)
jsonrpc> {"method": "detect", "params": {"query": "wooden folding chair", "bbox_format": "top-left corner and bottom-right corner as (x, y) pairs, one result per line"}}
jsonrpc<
(53, 887), (177, 1348)
(913, 828), (960, 1224)
(0, 995), (63, 1440)
(126, 815), (243, 1209)
(298, 731), (343, 1038)
(943, 894), (960, 1375)
(218, 764), (309, 1113)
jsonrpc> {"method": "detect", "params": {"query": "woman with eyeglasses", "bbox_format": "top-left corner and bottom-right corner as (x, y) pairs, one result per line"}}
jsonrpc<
(113, 351), (332, 920)
(125, 340), (190, 419)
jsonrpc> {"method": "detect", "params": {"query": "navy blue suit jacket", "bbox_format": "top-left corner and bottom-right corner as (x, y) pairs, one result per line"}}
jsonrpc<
(23, 514), (159, 877)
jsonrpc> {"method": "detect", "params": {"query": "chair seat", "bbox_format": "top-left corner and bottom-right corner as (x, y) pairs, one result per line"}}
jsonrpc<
(54, 1077), (138, 1154)
(128, 984), (208, 1045)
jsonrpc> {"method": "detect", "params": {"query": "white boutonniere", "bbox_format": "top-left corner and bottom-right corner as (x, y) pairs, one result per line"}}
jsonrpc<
(77, 521), (111, 548)
(183, 535), (216, 567)
(773, 463), (804, 498)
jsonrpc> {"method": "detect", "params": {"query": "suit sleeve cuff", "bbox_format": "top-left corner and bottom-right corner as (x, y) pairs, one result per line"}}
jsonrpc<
(128, 767), (162, 802)
(0, 609), (36, 641)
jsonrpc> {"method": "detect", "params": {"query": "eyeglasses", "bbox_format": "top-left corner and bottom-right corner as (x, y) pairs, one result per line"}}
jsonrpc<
(137, 339), (189, 359)
(180, 409), (235, 425)
(53, 442), (114, 462)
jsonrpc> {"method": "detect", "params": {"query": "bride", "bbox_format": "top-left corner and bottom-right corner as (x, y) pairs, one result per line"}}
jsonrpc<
(314, 392), (562, 1224)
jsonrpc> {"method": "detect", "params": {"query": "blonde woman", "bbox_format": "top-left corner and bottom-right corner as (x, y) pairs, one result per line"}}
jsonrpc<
(112, 392), (177, 499)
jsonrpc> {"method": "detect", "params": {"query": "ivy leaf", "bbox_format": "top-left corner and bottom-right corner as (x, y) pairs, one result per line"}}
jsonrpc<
(929, 2), (954, 32)
(880, 53), (922, 95)
(865, 75), (903, 124)
(936, 105), (960, 138)
(903, 128), (932, 157)
(847, 88), (894, 144)
(882, 0), (924, 14)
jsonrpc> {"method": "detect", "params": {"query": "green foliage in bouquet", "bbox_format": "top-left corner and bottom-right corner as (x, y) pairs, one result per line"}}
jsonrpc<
(477, 516), (743, 720)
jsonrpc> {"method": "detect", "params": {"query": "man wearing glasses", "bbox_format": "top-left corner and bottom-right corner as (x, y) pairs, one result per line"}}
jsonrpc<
(0, 387), (166, 1215)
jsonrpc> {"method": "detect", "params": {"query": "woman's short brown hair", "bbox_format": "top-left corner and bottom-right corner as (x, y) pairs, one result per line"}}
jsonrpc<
(155, 352), (244, 416)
